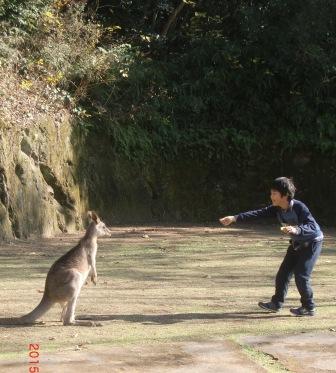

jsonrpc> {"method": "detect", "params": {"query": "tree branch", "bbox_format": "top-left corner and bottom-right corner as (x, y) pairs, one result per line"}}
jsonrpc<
(160, 1), (188, 38)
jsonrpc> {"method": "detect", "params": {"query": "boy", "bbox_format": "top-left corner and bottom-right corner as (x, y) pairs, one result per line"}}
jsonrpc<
(219, 177), (323, 316)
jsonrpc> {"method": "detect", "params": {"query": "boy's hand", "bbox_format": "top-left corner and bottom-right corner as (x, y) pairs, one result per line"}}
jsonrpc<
(280, 225), (299, 235)
(219, 216), (236, 226)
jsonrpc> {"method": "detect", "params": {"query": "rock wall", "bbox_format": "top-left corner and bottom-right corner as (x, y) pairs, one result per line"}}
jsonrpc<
(73, 132), (335, 227)
(72, 133), (243, 225)
(0, 119), (84, 240)
(0, 117), (334, 240)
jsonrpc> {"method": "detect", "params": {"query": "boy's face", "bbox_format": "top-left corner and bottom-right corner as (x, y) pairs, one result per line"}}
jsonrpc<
(270, 189), (289, 207)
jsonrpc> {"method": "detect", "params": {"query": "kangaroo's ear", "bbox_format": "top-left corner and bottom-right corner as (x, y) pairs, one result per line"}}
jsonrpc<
(88, 211), (100, 224)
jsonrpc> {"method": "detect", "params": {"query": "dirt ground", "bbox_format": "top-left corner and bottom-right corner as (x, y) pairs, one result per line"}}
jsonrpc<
(242, 332), (336, 373)
(0, 224), (335, 372)
(0, 340), (268, 373)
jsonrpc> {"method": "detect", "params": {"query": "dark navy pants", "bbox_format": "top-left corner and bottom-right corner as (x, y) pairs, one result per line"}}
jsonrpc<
(271, 240), (322, 310)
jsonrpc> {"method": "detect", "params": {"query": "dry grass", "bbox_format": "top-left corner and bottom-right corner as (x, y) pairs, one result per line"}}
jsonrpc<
(0, 66), (68, 130)
(0, 224), (335, 358)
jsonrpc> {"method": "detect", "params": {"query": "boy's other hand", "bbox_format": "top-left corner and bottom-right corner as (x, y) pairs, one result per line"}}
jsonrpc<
(280, 225), (299, 234)
(219, 216), (236, 226)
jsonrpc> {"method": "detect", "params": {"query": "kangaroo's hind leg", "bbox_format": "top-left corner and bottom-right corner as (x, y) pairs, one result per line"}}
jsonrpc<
(63, 295), (100, 326)
(60, 302), (67, 322)
(62, 272), (100, 326)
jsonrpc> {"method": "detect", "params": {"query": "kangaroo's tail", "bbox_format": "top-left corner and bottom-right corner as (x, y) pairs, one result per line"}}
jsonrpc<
(18, 294), (54, 324)
(0, 294), (53, 325)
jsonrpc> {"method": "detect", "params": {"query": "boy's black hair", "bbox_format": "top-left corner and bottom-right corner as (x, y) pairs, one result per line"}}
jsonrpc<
(271, 177), (296, 200)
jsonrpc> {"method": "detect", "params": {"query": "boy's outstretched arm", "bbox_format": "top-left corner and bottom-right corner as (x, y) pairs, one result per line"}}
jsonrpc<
(220, 205), (277, 226)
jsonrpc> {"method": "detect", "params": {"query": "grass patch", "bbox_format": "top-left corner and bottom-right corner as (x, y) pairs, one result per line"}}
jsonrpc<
(239, 342), (290, 372)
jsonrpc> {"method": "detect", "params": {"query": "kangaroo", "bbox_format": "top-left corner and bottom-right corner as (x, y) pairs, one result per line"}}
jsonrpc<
(1, 211), (111, 326)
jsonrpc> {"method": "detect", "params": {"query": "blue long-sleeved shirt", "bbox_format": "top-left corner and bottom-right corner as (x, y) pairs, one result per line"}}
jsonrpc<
(235, 199), (323, 243)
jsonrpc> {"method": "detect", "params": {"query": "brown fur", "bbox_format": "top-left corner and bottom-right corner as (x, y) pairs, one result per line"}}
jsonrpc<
(1, 211), (111, 326)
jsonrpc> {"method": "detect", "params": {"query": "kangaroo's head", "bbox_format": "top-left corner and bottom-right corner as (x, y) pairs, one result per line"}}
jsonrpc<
(88, 211), (112, 237)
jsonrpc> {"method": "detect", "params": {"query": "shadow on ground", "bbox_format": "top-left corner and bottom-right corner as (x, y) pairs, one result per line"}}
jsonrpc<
(77, 311), (292, 325)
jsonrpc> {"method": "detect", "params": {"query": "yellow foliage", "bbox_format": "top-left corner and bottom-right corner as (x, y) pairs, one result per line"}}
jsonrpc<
(43, 10), (62, 28)
(20, 80), (33, 90)
(46, 72), (63, 85)
(44, 11), (54, 19)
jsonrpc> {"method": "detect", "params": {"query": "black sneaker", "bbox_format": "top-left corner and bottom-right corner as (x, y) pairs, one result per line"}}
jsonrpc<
(290, 306), (315, 316)
(258, 301), (281, 313)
